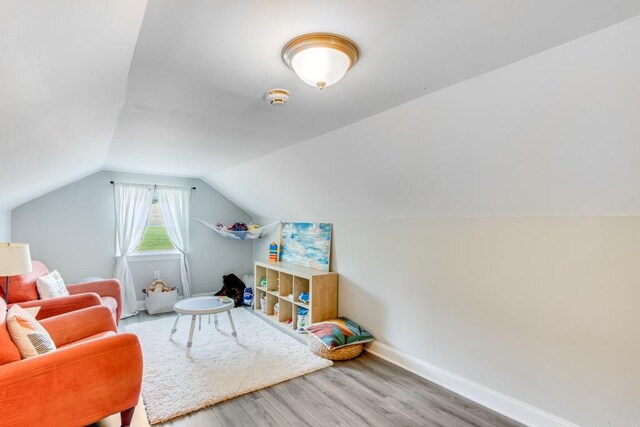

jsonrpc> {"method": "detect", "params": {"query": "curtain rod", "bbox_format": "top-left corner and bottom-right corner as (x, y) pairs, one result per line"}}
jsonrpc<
(109, 181), (196, 190)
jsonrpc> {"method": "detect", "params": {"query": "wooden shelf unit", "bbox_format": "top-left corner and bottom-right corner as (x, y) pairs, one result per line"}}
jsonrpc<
(254, 261), (338, 335)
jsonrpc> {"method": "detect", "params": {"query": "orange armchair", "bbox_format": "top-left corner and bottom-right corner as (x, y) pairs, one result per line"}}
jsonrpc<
(0, 300), (143, 427)
(1, 260), (123, 324)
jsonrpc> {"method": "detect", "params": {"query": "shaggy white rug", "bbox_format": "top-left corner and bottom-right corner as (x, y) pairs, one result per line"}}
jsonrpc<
(125, 308), (332, 424)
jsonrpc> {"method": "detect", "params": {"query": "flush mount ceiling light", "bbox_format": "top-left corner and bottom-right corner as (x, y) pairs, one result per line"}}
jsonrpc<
(282, 33), (359, 90)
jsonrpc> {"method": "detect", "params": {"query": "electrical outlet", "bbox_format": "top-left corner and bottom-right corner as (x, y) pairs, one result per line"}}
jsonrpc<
(153, 270), (161, 280)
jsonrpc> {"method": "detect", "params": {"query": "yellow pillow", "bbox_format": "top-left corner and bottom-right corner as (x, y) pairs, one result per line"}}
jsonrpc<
(6, 305), (56, 359)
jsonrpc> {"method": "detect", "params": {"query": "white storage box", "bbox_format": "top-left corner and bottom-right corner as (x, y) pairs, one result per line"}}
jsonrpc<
(144, 289), (179, 314)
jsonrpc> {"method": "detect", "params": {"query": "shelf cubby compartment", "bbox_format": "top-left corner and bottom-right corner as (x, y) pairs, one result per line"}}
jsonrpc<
(266, 268), (279, 292)
(278, 297), (293, 325)
(293, 276), (310, 304)
(255, 265), (267, 291)
(279, 273), (293, 297)
(255, 288), (267, 313)
(266, 293), (278, 316)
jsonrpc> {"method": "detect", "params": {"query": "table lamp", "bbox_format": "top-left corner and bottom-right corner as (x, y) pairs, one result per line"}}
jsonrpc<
(0, 243), (33, 304)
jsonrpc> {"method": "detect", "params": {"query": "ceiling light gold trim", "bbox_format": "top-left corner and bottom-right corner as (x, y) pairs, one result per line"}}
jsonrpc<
(282, 33), (359, 70)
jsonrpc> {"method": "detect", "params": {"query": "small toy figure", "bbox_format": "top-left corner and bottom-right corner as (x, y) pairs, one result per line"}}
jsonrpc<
(269, 242), (279, 262)
(298, 292), (310, 304)
(260, 277), (267, 287)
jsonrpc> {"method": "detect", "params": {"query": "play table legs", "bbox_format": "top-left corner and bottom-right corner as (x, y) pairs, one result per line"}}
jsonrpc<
(170, 313), (181, 338)
(171, 309), (237, 354)
(227, 310), (237, 338)
(186, 315), (197, 356)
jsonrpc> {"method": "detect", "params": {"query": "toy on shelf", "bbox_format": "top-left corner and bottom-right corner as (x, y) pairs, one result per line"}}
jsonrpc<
(269, 242), (279, 262)
(298, 292), (310, 304)
(297, 307), (309, 333)
(274, 302), (280, 318)
(260, 277), (267, 288)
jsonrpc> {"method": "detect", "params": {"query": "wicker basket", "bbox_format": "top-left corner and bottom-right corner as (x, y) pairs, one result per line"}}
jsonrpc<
(308, 334), (363, 361)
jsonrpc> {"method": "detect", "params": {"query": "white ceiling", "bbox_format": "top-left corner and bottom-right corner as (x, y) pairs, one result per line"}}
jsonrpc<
(2, 1), (640, 211)
(0, 0), (147, 210)
(207, 15), (640, 218)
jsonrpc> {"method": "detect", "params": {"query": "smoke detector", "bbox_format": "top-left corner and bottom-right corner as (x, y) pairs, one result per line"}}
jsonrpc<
(264, 88), (290, 106)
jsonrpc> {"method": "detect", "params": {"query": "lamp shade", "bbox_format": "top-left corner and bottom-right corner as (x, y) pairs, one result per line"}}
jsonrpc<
(0, 243), (33, 277)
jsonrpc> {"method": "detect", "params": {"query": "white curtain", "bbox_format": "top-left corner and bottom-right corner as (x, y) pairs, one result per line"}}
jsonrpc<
(157, 186), (192, 297)
(113, 183), (154, 318)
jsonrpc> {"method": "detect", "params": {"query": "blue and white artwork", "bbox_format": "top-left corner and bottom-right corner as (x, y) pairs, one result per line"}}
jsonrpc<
(281, 223), (332, 272)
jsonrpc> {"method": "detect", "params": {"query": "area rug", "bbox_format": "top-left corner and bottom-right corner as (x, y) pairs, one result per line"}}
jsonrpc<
(125, 308), (332, 424)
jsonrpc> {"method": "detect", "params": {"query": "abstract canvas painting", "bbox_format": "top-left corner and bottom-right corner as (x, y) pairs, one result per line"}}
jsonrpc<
(280, 223), (332, 272)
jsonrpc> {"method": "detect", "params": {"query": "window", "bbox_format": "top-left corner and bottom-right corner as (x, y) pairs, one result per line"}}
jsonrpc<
(136, 201), (175, 252)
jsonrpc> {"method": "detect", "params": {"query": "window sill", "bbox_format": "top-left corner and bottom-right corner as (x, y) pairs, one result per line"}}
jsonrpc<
(127, 251), (181, 262)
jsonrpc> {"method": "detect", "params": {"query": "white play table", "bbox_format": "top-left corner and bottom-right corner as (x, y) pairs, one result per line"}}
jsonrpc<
(169, 296), (236, 355)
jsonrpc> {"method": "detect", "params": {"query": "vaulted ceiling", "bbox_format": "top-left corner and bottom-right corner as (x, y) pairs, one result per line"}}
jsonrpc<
(2, 1), (640, 212)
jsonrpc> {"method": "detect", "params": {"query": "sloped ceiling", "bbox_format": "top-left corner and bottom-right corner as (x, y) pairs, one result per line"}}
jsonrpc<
(207, 15), (640, 219)
(0, 0), (147, 209)
(2, 1), (640, 214)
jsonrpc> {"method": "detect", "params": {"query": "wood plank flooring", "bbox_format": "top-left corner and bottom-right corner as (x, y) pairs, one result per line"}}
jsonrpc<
(112, 311), (522, 427)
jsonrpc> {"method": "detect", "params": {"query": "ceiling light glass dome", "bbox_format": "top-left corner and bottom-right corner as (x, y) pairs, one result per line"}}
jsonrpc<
(283, 33), (359, 90)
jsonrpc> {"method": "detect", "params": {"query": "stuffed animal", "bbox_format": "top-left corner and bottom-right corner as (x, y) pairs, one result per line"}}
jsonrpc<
(150, 279), (175, 292)
(214, 273), (246, 307)
(230, 222), (248, 231)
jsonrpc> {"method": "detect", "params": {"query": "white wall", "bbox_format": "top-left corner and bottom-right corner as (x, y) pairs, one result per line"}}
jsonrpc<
(0, 210), (10, 241)
(211, 18), (640, 427)
(253, 217), (640, 426)
(11, 170), (253, 300)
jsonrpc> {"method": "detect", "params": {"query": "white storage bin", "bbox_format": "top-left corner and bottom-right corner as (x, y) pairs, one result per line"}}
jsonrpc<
(144, 289), (179, 315)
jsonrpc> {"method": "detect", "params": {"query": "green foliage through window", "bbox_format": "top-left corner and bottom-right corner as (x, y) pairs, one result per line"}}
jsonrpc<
(136, 203), (175, 252)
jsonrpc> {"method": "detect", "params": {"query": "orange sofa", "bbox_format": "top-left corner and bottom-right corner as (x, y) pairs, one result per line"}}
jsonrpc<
(0, 260), (123, 324)
(0, 298), (143, 427)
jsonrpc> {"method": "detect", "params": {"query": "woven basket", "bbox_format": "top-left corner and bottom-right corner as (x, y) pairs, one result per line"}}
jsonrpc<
(308, 334), (363, 361)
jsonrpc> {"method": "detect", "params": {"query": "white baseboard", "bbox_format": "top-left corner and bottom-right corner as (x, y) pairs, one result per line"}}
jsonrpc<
(365, 341), (577, 427)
